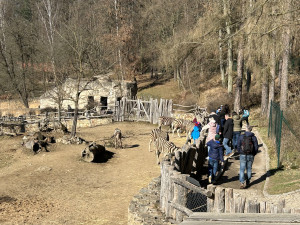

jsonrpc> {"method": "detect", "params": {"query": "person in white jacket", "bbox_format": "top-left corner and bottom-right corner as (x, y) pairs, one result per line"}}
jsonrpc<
(202, 118), (220, 154)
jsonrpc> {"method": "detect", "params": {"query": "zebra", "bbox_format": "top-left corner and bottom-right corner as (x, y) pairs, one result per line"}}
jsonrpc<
(149, 127), (169, 152)
(158, 116), (174, 129)
(171, 118), (184, 137)
(172, 118), (194, 138)
(112, 128), (123, 149)
(154, 137), (179, 164)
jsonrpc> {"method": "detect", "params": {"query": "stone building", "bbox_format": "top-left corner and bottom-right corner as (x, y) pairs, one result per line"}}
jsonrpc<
(39, 73), (137, 111)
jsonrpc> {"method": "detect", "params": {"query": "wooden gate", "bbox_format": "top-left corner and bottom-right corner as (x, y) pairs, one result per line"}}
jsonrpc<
(114, 97), (173, 124)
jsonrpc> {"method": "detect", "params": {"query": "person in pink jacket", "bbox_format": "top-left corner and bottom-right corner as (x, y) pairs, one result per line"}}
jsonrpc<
(202, 118), (220, 154)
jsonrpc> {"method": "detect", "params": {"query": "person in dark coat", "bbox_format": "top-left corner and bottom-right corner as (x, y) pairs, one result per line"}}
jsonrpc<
(232, 111), (242, 152)
(223, 114), (234, 158)
(208, 111), (221, 126)
(207, 134), (224, 184)
(237, 126), (259, 188)
(218, 104), (230, 132)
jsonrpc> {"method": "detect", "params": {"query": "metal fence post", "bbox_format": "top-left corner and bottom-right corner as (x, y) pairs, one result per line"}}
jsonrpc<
(277, 110), (283, 169)
(268, 100), (273, 138)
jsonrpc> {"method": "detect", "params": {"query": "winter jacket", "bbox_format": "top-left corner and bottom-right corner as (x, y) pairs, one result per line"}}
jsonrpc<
(233, 114), (242, 132)
(207, 140), (224, 162)
(203, 120), (218, 142)
(223, 118), (234, 139)
(191, 125), (200, 140)
(208, 113), (221, 125)
(242, 109), (250, 118)
(237, 131), (259, 155)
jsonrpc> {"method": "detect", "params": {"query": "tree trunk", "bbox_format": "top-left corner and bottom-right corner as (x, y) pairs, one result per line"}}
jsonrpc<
(219, 29), (226, 87)
(261, 71), (269, 116)
(223, 0), (233, 94)
(280, 0), (291, 111)
(246, 69), (251, 92)
(71, 93), (80, 137)
(268, 45), (276, 117)
(234, 41), (244, 113)
(114, 0), (123, 80)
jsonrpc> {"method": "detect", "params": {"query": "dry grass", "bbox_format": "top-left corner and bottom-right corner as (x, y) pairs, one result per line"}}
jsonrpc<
(0, 99), (40, 116)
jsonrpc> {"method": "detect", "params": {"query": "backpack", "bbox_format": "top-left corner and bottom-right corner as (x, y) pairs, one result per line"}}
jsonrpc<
(241, 136), (254, 155)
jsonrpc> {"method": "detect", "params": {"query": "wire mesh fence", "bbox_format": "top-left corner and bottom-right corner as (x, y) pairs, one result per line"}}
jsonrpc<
(268, 100), (300, 168)
(186, 191), (207, 212)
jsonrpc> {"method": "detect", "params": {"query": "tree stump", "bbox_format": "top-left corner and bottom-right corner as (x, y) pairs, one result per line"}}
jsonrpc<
(82, 143), (106, 162)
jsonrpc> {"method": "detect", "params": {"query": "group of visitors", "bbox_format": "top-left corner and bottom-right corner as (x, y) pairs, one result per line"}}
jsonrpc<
(198, 104), (259, 188)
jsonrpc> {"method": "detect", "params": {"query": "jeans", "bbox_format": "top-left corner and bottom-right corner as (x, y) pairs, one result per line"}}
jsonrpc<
(239, 154), (254, 184)
(223, 138), (232, 155)
(208, 158), (219, 181)
(241, 117), (249, 126)
(232, 131), (241, 150)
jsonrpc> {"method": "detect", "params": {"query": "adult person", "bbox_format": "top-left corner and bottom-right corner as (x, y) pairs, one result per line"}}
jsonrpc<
(241, 107), (250, 126)
(232, 111), (242, 153)
(237, 126), (259, 188)
(208, 110), (221, 126)
(207, 134), (224, 184)
(223, 114), (234, 158)
(218, 104), (230, 132)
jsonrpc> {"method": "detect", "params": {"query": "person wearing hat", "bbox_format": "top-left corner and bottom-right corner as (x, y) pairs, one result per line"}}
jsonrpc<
(237, 125), (259, 188)
(191, 121), (201, 147)
(206, 134), (224, 184)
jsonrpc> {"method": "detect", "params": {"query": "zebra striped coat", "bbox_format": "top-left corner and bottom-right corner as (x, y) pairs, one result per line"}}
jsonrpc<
(149, 128), (169, 152)
(158, 116), (174, 129)
(154, 137), (179, 164)
(172, 119), (195, 138)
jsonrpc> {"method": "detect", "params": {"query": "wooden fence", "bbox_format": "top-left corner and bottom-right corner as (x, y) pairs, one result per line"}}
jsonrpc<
(207, 185), (300, 214)
(114, 97), (172, 124)
(160, 160), (213, 223)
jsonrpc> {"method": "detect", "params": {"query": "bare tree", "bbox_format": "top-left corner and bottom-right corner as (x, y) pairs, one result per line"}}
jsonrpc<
(280, 0), (292, 110)
(37, 0), (65, 121)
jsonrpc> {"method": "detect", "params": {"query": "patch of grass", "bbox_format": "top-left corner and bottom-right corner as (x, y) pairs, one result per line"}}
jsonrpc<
(252, 115), (300, 194)
(137, 80), (182, 102)
(267, 169), (300, 194)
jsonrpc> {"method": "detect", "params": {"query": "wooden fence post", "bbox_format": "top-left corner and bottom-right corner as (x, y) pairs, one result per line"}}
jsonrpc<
(136, 99), (141, 121)
(160, 161), (166, 210)
(277, 199), (285, 213)
(175, 174), (188, 222)
(167, 165), (175, 219)
(233, 193), (246, 213)
(149, 98), (153, 124)
(260, 201), (266, 213)
(207, 185), (216, 212)
(214, 187), (225, 213)
(246, 200), (260, 213)
(168, 99), (173, 117)
(225, 188), (233, 213)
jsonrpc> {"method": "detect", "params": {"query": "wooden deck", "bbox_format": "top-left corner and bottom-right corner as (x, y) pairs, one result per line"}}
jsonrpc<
(180, 212), (300, 224)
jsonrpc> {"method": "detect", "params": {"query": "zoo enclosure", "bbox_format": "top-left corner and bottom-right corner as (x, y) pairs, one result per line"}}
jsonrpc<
(268, 100), (300, 168)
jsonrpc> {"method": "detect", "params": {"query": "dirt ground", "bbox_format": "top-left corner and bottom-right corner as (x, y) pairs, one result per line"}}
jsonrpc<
(0, 121), (164, 225)
(1, 122), (299, 225)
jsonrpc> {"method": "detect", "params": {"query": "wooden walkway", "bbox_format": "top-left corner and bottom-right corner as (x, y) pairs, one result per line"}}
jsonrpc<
(180, 212), (300, 224)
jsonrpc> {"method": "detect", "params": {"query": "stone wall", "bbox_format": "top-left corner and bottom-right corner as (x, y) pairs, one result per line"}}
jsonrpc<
(128, 177), (171, 225)
(60, 117), (112, 130)
(1, 117), (113, 134)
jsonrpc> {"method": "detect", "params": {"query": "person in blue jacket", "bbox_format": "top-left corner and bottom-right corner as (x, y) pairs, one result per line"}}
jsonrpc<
(241, 107), (250, 126)
(206, 134), (224, 184)
(191, 122), (201, 147)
